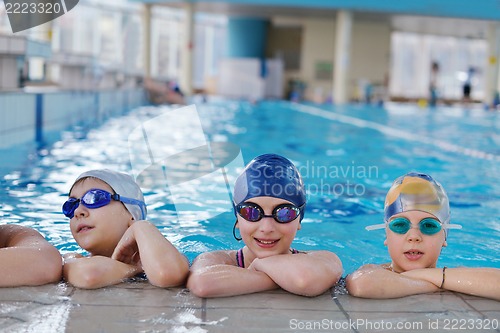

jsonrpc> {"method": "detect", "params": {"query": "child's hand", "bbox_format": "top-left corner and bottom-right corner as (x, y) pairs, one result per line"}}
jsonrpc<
(247, 258), (262, 271)
(111, 226), (141, 268)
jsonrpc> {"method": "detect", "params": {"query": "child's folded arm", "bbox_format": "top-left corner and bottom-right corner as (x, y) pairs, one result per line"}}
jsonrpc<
(249, 251), (342, 297)
(346, 264), (440, 298)
(63, 255), (141, 289)
(187, 251), (278, 298)
(113, 220), (189, 288)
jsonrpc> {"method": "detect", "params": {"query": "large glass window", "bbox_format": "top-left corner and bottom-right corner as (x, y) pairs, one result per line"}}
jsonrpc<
(390, 32), (487, 101)
(193, 13), (227, 89)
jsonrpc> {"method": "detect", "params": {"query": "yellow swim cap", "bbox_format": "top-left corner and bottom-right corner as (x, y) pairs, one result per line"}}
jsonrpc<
(384, 172), (449, 224)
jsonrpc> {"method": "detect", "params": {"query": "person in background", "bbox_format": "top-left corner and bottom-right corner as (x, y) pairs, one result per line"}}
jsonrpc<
(429, 61), (439, 107)
(462, 67), (475, 104)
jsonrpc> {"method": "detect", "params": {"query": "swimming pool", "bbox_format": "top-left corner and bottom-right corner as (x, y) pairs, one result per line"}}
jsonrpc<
(1, 100), (499, 274)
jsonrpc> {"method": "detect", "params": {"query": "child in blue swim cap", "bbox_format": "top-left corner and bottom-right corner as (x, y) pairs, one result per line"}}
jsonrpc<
(62, 169), (189, 289)
(188, 154), (342, 297)
(347, 172), (500, 300)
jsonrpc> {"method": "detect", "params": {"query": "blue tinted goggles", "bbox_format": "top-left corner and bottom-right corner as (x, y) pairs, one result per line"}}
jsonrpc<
(235, 202), (305, 223)
(62, 188), (146, 219)
(388, 217), (442, 235)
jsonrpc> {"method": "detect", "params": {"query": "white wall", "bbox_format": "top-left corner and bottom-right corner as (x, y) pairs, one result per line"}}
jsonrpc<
(350, 20), (391, 96)
(297, 16), (391, 102)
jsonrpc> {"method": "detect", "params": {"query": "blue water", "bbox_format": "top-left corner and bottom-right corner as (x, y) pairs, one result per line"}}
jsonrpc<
(1, 101), (499, 274)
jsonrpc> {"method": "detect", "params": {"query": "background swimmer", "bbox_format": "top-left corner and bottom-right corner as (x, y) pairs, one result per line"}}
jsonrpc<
(62, 169), (189, 289)
(346, 172), (500, 300)
(188, 154), (342, 297)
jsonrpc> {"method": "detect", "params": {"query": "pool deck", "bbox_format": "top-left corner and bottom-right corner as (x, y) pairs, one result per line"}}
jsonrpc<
(0, 282), (498, 332)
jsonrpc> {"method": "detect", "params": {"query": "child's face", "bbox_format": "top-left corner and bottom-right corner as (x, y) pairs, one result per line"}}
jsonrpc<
(68, 178), (133, 257)
(384, 210), (447, 273)
(236, 196), (301, 260)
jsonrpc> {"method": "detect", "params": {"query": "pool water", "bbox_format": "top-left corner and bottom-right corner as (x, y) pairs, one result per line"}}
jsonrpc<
(1, 101), (499, 274)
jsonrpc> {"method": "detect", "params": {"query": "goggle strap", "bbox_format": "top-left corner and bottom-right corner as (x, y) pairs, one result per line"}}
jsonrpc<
(118, 196), (147, 220)
(443, 224), (462, 230)
(365, 223), (386, 231)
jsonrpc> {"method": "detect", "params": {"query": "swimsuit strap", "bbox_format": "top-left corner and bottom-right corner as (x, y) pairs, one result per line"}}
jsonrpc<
(237, 248), (300, 268)
(236, 248), (245, 268)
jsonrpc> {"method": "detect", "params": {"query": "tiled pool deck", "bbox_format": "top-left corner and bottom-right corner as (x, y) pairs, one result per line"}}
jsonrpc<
(0, 281), (498, 332)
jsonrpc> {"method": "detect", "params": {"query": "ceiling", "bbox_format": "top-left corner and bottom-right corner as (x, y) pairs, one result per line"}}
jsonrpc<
(132, 0), (497, 39)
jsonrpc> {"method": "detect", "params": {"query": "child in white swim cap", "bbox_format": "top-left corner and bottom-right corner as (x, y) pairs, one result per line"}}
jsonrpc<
(62, 169), (189, 289)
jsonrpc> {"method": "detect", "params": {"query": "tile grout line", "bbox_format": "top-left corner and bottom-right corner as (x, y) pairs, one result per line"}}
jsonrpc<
(330, 288), (360, 333)
(455, 292), (500, 333)
(201, 297), (207, 323)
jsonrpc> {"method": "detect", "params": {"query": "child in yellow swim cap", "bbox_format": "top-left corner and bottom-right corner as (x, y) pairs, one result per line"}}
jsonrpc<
(347, 172), (500, 300)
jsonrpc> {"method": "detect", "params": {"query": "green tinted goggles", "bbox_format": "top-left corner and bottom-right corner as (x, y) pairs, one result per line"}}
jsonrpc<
(388, 217), (442, 235)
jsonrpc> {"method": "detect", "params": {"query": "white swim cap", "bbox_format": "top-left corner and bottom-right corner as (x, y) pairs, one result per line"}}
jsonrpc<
(71, 169), (146, 220)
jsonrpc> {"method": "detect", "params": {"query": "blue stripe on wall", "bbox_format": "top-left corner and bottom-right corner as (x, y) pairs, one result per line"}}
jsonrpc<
(35, 93), (43, 145)
(228, 18), (268, 58)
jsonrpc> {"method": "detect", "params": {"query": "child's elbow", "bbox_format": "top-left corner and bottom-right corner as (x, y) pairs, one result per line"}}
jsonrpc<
(36, 248), (63, 285)
(67, 268), (106, 289)
(148, 269), (187, 288)
(186, 274), (215, 298)
(288, 272), (330, 297)
(346, 273), (370, 297)
(44, 259), (63, 284)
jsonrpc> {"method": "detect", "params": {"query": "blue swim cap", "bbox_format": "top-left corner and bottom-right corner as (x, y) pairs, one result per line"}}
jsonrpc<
(233, 154), (306, 219)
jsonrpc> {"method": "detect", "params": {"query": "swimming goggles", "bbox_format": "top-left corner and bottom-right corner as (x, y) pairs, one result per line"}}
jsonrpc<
(235, 202), (305, 223)
(366, 217), (462, 233)
(388, 217), (442, 235)
(62, 188), (146, 219)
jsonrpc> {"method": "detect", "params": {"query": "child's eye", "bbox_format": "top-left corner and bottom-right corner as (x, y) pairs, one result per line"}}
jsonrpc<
(392, 221), (407, 229)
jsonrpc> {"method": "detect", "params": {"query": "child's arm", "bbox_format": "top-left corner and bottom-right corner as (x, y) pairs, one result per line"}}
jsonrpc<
(111, 220), (189, 288)
(248, 251), (342, 296)
(0, 225), (62, 286)
(63, 254), (142, 289)
(402, 267), (500, 301)
(187, 251), (278, 297)
(346, 264), (440, 298)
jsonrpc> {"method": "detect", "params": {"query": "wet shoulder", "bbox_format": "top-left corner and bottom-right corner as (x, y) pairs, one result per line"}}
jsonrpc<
(193, 249), (238, 266)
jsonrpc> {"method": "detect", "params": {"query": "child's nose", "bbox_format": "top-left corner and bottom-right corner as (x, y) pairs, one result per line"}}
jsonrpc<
(259, 215), (276, 232)
(73, 203), (89, 218)
(406, 226), (422, 242)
